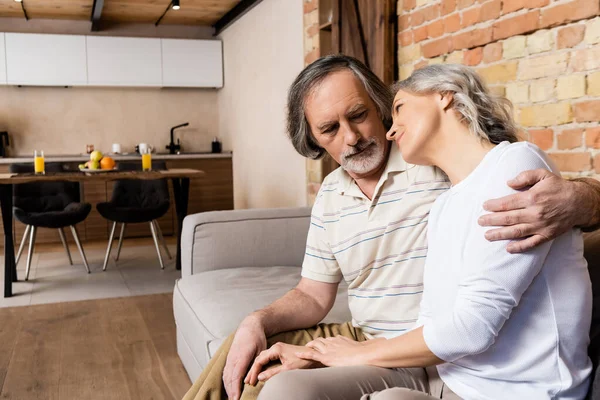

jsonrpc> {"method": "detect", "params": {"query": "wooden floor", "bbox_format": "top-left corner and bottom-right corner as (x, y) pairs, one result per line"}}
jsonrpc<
(0, 293), (191, 399)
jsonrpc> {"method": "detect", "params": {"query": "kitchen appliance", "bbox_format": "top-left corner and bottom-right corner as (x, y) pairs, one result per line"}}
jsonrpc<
(211, 137), (222, 153)
(112, 143), (122, 154)
(0, 132), (10, 158)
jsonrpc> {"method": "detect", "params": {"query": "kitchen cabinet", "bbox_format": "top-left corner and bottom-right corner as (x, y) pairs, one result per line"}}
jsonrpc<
(0, 33), (6, 85)
(5, 33), (87, 86)
(161, 39), (223, 88)
(86, 36), (163, 87)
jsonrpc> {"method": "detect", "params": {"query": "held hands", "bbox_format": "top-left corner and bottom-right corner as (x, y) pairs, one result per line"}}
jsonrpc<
(245, 343), (318, 385)
(295, 336), (372, 367)
(478, 169), (584, 253)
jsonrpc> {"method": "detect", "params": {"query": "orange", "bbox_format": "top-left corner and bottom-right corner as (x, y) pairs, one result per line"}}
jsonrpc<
(100, 156), (116, 170)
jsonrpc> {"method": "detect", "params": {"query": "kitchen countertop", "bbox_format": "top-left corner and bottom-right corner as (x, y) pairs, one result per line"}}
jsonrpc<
(0, 151), (233, 164)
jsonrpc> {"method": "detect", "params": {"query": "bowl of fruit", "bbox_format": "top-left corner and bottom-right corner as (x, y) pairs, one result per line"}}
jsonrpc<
(79, 151), (117, 173)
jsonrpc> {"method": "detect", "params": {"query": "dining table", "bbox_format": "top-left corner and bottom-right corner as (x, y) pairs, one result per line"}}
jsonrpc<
(1, 168), (204, 297)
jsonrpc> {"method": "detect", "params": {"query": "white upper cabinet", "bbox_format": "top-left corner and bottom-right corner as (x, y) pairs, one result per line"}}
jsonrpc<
(86, 36), (162, 86)
(0, 34), (6, 84)
(161, 39), (223, 88)
(5, 33), (87, 86)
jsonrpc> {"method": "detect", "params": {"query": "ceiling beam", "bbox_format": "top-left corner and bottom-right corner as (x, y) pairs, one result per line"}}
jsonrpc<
(213, 0), (263, 36)
(90, 0), (105, 31)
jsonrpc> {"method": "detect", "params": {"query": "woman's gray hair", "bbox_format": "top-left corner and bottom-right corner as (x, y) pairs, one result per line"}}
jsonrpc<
(287, 55), (394, 159)
(393, 64), (518, 144)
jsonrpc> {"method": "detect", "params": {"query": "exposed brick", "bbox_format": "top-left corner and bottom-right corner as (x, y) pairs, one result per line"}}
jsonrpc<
(416, 0), (431, 7)
(307, 23), (319, 37)
(488, 85), (506, 97)
(503, 36), (526, 59)
(414, 25), (429, 42)
(588, 71), (600, 96)
(453, 27), (493, 50)
(529, 79), (555, 103)
(574, 100), (600, 122)
(403, 0), (417, 11)
(493, 10), (540, 41)
(482, 42), (503, 63)
(399, 44), (422, 63)
(462, 7), (481, 28)
(586, 127), (600, 148)
(399, 14), (411, 30)
(584, 17), (600, 45)
(570, 47), (600, 72)
(556, 75), (586, 100)
(481, 0), (502, 22)
(429, 56), (445, 64)
(505, 82), (529, 104)
(427, 20), (445, 38)
(415, 60), (429, 69)
(446, 50), (464, 63)
(463, 47), (483, 66)
(400, 64), (415, 79)
(478, 62), (518, 83)
(594, 154), (600, 174)
(518, 53), (568, 80)
(517, 129), (530, 142)
(529, 129), (554, 150)
(540, 0), (600, 29)
(422, 37), (452, 58)
(557, 25), (585, 49)
(529, 0), (550, 8)
(303, 0), (317, 14)
(399, 30), (414, 46)
(443, 13), (461, 33)
(501, 0), (525, 14)
(457, 0), (475, 9)
(550, 153), (591, 172)
(412, 4), (440, 27)
(527, 30), (553, 54)
(520, 103), (572, 126)
(557, 129), (583, 149)
(441, 0), (456, 15)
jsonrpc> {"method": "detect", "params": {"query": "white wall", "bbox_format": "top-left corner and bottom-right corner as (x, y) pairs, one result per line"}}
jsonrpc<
(218, 0), (307, 209)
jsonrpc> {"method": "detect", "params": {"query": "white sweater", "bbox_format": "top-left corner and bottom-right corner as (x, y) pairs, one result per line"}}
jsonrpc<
(418, 141), (592, 400)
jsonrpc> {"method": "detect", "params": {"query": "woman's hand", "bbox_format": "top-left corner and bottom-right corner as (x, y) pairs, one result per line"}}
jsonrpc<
(245, 343), (319, 385)
(295, 336), (375, 367)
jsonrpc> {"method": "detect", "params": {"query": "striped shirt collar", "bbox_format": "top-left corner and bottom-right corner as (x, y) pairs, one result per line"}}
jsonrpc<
(336, 143), (408, 197)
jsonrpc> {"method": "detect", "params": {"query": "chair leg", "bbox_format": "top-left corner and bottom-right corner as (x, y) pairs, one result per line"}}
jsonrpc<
(149, 221), (165, 270)
(115, 223), (126, 262)
(58, 227), (73, 266)
(103, 222), (118, 271)
(25, 226), (37, 281)
(15, 225), (31, 266)
(153, 220), (172, 260)
(70, 225), (90, 274)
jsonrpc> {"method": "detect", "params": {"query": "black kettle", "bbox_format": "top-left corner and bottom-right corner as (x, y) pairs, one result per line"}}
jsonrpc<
(0, 132), (9, 158)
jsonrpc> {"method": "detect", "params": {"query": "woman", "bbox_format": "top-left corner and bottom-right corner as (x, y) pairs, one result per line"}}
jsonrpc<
(296, 64), (593, 400)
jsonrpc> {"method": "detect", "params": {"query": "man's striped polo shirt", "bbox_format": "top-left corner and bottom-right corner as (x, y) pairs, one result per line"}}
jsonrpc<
(302, 143), (451, 339)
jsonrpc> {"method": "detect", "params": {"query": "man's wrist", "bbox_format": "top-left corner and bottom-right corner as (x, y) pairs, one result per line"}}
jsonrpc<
(572, 178), (600, 231)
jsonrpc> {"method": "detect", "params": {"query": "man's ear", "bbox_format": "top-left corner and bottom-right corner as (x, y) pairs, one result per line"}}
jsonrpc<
(439, 92), (454, 111)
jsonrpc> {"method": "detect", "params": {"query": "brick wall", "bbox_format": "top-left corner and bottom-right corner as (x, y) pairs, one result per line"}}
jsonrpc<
(397, 0), (600, 178)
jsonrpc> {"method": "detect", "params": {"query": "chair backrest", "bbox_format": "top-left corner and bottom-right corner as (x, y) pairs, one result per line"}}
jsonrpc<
(110, 161), (170, 208)
(9, 162), (80, 212)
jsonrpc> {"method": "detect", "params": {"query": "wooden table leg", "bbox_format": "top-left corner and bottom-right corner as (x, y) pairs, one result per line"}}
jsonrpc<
(1, 184), (15, 297)
(172, 178), (190, 271)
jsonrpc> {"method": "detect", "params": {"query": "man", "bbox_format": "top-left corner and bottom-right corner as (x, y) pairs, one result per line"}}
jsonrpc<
(184, 55), (600, 400)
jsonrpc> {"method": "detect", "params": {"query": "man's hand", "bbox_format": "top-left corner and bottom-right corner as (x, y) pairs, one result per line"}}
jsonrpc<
(478, 169), (592, 253)
(223, 316), (267, 400)
(244, 343), (319, 385)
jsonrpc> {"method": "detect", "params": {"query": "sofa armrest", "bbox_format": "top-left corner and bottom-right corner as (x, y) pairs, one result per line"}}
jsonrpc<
(181, 207), (312, 277)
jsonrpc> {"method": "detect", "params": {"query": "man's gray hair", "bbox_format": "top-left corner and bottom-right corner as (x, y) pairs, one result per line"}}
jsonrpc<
(287, 55), (394, 159)
(394, 64), (518, 144)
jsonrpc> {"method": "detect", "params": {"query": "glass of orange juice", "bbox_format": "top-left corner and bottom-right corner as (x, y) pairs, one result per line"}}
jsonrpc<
(34, 150), (45, 175)
(141, 148), (152, 172)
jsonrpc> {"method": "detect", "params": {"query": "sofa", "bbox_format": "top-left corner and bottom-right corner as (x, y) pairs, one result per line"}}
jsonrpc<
(173, 207), (600, 399)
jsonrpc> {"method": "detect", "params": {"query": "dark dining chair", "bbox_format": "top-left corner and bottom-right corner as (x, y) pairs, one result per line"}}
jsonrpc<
(96, 161), (172, 271)
(10, 162), (92, 280)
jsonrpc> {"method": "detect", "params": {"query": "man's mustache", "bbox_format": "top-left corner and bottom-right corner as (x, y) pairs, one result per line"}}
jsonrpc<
(342, 138), (376, 159)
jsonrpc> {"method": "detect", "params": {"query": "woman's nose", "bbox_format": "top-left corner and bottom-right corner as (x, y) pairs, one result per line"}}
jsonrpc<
(386, 126), (397, 141)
